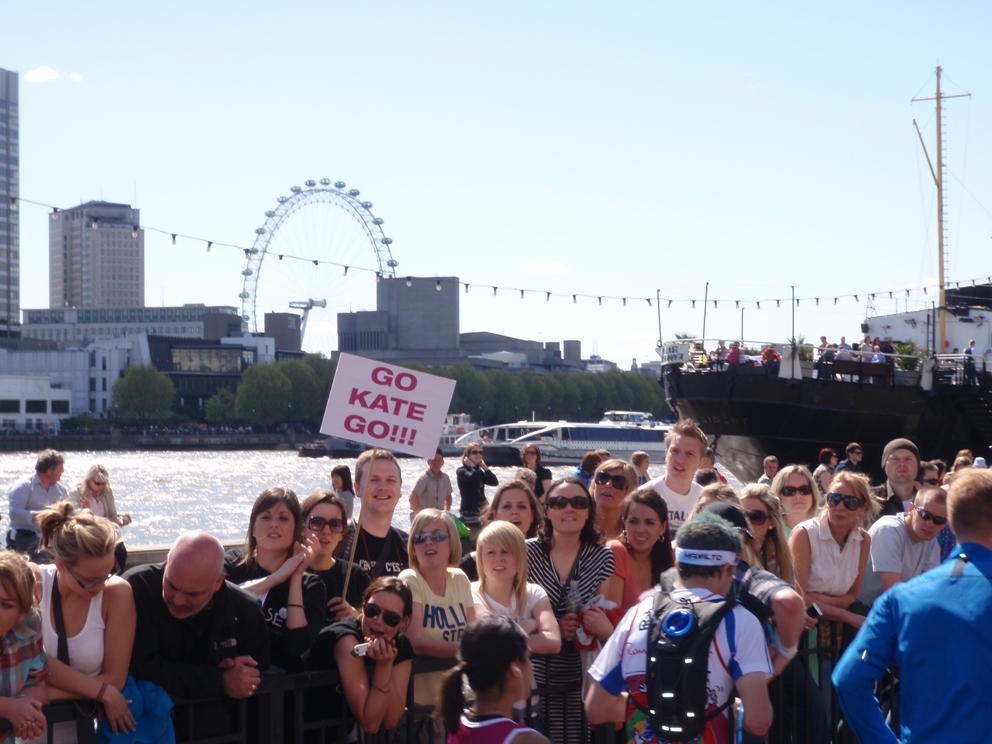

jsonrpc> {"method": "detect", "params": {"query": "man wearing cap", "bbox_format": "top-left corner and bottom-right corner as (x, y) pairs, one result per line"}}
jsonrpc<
(874, 439), (920, 517)
(586, 512), (774, 742)
(834, 469), (992, 743)
(856, 486), (946, 608)
(835, 443), (864, 475)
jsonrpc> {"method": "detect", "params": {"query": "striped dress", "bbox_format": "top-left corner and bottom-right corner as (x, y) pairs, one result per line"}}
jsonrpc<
(525, 538), (614, 744)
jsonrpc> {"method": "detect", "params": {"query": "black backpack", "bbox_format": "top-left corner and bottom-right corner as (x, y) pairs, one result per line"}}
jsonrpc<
(630, 590), (737, 742)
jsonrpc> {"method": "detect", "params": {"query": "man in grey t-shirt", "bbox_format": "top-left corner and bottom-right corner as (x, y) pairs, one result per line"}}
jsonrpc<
(409, 448), (452, 515)
(858, 486), (945, 607)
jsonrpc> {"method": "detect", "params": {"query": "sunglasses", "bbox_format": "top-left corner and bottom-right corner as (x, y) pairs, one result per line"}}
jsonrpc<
(469, 450), (483, 456)
(914, 505), (948, 526)
(547, 495), (591, 510)
(826, 492), (864, 511)
(594, 472), (627, 489)
(66, 560), (120, 590)
(412, 530), (450, 545)
(307, 515), (346, 533)
(850, 450), (863, 455)
(364, 602), (402, 627)
(920, 478), (941, 486)
(746, 510), (770, 525)
(523, 450), (539, 457)
(781, 485), (813, 497)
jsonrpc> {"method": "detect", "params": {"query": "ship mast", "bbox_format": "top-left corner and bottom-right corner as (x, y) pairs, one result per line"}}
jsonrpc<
(913, 66), (969, 353)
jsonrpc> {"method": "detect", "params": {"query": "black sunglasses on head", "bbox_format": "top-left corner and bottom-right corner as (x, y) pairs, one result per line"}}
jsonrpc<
(364, 602), (402, 627)
(594, 472), (627, 489)
(547, 495), (591, 510)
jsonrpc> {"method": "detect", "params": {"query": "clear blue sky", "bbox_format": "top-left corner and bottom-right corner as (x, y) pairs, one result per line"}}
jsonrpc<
(5, 2), (991, 365)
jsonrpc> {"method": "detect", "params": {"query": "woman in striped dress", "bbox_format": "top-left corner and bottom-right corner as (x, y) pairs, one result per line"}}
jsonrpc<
(526, 478), (617, 744)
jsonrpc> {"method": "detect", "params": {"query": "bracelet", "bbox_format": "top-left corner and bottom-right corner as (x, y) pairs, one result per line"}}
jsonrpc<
(371, 679), (392, 694)
(287, 603), (305, 608)
(95, 682), (108, 702)
(776, 641), (799, 660)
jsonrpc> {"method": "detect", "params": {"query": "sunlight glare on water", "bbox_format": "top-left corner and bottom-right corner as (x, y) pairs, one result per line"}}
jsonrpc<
(0, 450), (738, 546)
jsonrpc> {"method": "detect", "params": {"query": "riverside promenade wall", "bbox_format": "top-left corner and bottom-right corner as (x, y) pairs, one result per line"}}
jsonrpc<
(0, 430), (304, 453)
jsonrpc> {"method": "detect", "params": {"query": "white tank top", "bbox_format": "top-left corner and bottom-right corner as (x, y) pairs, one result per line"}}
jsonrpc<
(39, 563), (106, 677)
(796, 513), (864, 596)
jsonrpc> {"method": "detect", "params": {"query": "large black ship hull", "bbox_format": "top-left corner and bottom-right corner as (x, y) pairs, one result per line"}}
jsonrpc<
(663, 365), (992, 483)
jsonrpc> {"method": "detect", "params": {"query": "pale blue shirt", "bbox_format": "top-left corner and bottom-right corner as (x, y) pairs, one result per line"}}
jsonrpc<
(8, 474), (68, 534)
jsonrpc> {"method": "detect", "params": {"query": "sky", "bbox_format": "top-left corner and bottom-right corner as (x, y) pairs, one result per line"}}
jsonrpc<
(4, 2), (992, 366)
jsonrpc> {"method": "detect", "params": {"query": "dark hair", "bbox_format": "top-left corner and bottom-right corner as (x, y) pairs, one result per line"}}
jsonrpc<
(482, 479), (545, 540)
(519, 444), (543, 467)
(845, 442), (862, 455)
(579, 451), (601, 474)
(676, 512), (741, 580)
(36, 449), (65, 474)
(362, 576), (413, 620)
(539, 477), (602, 547)
(930, 459), (948, 478)
(621, 488), (674, 581)
(694, 468), (720, 486)
(818, 448), (838, 465)
(239, 487), (303, 569)
(331, 464), (354, 494)
(438, 616), (529, 732)
(300, 489), (349, 558)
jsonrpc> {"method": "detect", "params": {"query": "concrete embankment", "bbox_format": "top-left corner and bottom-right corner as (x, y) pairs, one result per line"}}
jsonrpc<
(0, 431), (308, 453)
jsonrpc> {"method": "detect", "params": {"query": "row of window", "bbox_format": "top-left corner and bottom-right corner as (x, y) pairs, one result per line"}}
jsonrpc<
(0, 400), (70, 414)
(23, 325), (202, 340)
(27, 307), (228, 324)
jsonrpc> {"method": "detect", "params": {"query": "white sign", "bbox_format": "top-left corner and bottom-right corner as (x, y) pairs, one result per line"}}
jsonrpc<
(662, 343), (691, 365)
(320, 354), (457, 459)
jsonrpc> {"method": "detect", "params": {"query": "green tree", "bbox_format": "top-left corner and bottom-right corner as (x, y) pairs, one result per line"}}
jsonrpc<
(205, 388), (237, 425)
(236, 364), (292, 427)
(278, 360), (325, 424)
(488, 371), (529, 423)
(110, 365), (176, 424)
(301, 353), (337, 401)
(447, 363), (495, 423)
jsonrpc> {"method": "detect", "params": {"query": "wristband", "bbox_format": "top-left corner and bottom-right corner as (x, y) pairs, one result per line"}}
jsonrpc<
(287, 603), (305, 608)
(95, 682), (109, 702)
(776, 641), (799, 660)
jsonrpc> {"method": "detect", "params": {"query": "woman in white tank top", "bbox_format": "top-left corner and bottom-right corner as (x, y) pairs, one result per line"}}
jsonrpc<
(24, 502), (136, 742)
(789, 471), (877, 629)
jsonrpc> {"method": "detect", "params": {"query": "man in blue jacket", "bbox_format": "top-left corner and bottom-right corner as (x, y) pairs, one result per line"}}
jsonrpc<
(833, 468), (992, 743)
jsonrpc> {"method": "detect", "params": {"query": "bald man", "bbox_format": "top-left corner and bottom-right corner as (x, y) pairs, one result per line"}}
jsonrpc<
(125, 532), (270, 735)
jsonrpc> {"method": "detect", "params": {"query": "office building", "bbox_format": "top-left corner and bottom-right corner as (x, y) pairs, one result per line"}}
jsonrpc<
(49, 200), (144, 309)
(0, 68), (19, 335)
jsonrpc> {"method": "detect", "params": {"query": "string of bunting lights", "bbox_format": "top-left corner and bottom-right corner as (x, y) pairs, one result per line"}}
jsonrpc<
(12, 195), (990, 310)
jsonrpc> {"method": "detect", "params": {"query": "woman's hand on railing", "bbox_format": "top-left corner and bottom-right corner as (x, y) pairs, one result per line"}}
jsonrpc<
(101, 684), (137, 735)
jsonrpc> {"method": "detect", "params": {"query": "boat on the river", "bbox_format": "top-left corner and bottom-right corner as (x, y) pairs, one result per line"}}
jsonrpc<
(456, 415), (670, 466)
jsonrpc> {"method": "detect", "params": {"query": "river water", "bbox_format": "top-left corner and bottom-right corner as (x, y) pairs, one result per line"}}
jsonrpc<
(0, 451), (737, 546)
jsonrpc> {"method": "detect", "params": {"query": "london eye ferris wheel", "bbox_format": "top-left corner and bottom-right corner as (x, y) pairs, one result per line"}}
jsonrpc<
(240, 179), (398, 355)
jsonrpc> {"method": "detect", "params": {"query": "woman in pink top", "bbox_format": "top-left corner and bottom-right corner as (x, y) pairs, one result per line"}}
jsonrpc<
(607, 488), (673, 623)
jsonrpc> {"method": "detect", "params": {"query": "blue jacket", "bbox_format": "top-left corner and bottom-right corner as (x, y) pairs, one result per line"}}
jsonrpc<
(833, 543), (992, 743)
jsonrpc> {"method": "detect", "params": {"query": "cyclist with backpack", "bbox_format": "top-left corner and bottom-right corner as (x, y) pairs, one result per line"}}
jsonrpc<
(585, 512), (773, 743)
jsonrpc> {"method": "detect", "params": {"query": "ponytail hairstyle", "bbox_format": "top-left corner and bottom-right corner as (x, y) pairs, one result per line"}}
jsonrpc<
(38, 501), (119, 566)
(438, 616), (529, 732)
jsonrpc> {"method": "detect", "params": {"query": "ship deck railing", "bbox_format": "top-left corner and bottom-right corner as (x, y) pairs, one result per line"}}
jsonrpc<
(29, 620), (896, 744)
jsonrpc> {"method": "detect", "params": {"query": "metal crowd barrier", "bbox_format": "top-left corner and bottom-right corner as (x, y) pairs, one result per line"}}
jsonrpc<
(34, 626), (897, 744)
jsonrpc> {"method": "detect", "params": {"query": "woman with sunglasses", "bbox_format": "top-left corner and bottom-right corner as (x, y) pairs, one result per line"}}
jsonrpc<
(30, 501), (136, 739)
(306, 577), (414, 736)
(398, 509), (475, 740)
(740, 483), (794, 583)
(519, 445), (553, 501)
(440, 616), (549, 744)
(67, 463), (132, 571)
(591, 459), (638, 542)
(607, 487), (673, 622)
(457, 447), (499, 530)
(525, 477), (617, 744)
(789, 471), (877, 630)
(225, 487), (327, 672)
(770, 464), (821, 536)
(459, 479), (544, 581)
(301, 490), (371, 625)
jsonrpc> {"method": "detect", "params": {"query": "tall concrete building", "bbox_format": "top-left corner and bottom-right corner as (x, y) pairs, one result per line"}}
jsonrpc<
(49, 201), (144, 309)
(0, 68), (19, 335)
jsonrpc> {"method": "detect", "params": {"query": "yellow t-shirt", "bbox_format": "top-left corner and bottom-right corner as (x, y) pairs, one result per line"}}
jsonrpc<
(398, 567), (473, 707)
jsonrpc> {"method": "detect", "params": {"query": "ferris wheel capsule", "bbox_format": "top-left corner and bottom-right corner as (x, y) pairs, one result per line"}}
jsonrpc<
(334, 181), (346, 189)
(381, 237), (392, 245)
(373, 217), (384, 225)
(255, 228), (266, 235)
(362, 201), (373, 209)
(265, 210), (275, 217)
(348, 189), (360, 197)
(277, 196), (288, 203)
(291, 186), (302, 193)
(320, 178), (331, 186)
(305, 180), (316, 187)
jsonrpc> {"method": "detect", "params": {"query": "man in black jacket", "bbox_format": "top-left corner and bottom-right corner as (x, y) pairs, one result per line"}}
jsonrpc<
(873, 438), (920, 518)
(125, 532), (270, 740)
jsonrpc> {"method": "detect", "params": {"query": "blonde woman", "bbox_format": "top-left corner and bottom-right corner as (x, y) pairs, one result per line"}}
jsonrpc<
(590, 459), (639, 542)
(770, 465), (820, 535)
(471, 522), (560, 655)
(398, 509), (475, 741)
(740, 483), (794, 584)
(790, 471), (877, 629)
(67, 464), (131, 527)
